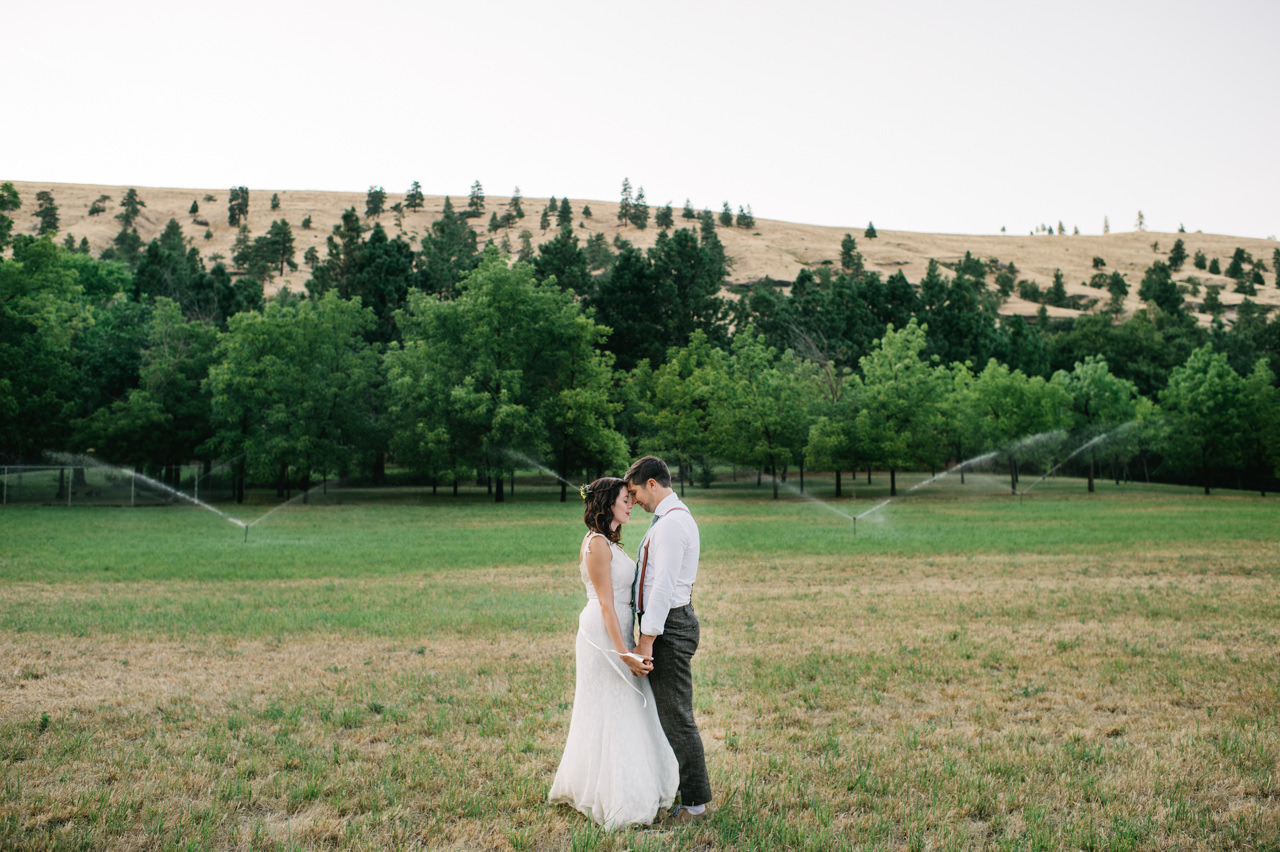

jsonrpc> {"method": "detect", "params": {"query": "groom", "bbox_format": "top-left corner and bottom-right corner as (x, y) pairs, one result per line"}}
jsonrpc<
(624, 455), (712, 825)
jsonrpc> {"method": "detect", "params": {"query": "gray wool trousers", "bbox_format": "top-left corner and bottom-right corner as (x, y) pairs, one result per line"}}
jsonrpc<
(648, 604), (712, 807)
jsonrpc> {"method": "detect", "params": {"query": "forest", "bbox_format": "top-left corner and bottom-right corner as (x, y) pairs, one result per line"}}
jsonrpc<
(2, 181), (1279, 502)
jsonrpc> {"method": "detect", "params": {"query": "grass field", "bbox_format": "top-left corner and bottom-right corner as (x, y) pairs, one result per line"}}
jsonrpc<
(1, 473), (1277, 850)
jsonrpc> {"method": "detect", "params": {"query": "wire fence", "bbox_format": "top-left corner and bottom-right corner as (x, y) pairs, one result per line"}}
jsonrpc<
(1, 464), (236, 507)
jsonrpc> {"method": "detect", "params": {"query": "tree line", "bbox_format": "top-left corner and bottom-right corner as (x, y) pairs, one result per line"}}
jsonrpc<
(2, 182), (1278, 501)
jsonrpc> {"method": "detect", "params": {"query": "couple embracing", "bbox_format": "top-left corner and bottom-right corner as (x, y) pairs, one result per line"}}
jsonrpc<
(548, 456), (713, 829)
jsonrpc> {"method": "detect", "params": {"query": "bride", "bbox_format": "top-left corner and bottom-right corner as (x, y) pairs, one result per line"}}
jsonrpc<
(548, 476), (679, 829)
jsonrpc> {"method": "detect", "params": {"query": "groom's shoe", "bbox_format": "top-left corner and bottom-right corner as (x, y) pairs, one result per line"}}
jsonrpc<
(660, 805), (710, 827)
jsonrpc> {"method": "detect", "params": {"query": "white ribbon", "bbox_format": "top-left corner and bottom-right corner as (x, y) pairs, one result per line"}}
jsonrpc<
(579, 631), (648, 708)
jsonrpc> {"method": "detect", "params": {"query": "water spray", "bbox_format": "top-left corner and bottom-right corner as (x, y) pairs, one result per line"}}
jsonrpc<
(1018, 424), (1135, 495)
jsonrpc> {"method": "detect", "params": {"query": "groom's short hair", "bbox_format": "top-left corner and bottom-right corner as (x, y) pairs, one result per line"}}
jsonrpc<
(624, 456), (671, 488)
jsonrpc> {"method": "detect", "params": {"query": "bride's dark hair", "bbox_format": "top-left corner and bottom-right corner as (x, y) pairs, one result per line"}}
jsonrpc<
(582, 476), (627, 544)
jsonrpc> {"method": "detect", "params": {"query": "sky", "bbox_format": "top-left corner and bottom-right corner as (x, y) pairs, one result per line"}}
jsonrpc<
(5, 0), (1278, 238)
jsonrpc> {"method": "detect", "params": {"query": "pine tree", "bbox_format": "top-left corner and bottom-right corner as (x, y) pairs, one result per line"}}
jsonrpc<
(618, 178), (633, 225)
(517, 230), (534, 263)
(489, 212), (501, 232)
(1135, 211), (1145, 231)
(365, 186), (386, 219)
(655, 204), (674, 230)
(0, 182), (17, 251)
(840, 234), (859, 271)
(1201, 285), (1223, 315)
(1193, 250), (1207, 270)
(499, 233), (512, 255)
(507, 187), (524, 219)
(584, 232), (613, 270)
(270, 193), (281, 211)
(719, 202), (733, 227)
(1168, 238), (1188, 272)
(539, 207), (551, 231)
(1209, 257), (1221, 275)
(581, 205), (592, 219)
(35, 190), (59, 235)
(467, 181), (485, 217)
(1049, 269), (1068, 307)
(630, 188), (649, 229)
(301, 215), (312, 230)
(227, 187), (249, 226)
(1273, 248), (1280, 287)
(557, 197), (572, 228)
(116, 188), (146, 228)
(736, 205), (755, 228)
(1106, 272), (1128, 314)
(63, 233), (76, 251)
(1224, 247), (1250, 280)
(189, 199), (199, 215)
(77, 237), (90, 254)
(231, 225), (254, 271)
(88, 194), (110, 216)
(865, 221), (878, 239)
(682, 199), (696, 220)
(405, 181), (425, 212)
(304, 246), (320, 269)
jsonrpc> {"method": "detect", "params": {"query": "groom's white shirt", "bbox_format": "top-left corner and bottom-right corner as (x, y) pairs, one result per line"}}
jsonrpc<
(638, 492), (700, 637)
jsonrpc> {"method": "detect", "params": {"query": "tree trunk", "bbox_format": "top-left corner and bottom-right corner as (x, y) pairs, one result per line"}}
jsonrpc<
(1087, 453), (1095, 493)
(889, 467), (897, 497)
(771, 461), (778, 499)
(496, 472), (505, 503)
(799, 466), (805, 494)
(835, 470), (843, 498)
(1009, 457), (1018, 495)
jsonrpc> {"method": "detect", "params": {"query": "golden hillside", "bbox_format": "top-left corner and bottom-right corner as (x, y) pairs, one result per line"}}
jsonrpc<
(6, 180), (1277, 322)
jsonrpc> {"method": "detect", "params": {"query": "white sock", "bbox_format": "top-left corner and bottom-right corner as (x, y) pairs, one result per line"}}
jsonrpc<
(684, 804), (706, 815)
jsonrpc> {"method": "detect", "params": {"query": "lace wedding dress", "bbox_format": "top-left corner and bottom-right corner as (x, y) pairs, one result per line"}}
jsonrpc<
(548, 532), (678, 829)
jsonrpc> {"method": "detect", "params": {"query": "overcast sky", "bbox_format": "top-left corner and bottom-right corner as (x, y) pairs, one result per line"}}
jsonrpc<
(6, 0), (1277, 238)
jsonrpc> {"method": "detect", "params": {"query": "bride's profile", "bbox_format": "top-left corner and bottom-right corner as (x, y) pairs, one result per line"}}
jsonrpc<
(548, 476), (678, 829)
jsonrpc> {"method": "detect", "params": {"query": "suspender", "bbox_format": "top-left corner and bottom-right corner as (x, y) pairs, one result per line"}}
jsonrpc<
(632, 506), (690, 622)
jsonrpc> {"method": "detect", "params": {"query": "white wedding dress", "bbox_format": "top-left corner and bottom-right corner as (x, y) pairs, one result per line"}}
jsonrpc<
(548, 532), (678, 829)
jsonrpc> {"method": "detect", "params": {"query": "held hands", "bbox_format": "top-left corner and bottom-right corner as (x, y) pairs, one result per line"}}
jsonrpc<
(620, 650), (653, 677)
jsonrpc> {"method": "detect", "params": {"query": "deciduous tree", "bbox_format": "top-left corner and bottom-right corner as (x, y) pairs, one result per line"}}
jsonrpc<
(1159, 344), (1245, 494)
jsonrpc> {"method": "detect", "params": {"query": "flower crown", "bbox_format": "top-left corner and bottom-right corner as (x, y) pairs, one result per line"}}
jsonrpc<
(579, 483), (591, 501)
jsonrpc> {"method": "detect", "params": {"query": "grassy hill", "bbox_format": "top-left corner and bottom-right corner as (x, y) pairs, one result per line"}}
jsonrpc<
(7, 179), (1278, 323)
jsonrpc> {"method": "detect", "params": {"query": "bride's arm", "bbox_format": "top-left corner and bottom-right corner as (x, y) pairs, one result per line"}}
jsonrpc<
(584, 536), (652, 675)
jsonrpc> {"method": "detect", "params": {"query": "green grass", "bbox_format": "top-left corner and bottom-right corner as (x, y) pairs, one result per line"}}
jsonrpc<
(1, 474), (1278, 850)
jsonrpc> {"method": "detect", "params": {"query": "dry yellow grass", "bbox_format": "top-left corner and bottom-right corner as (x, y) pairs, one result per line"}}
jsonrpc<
(6, 179), (1277, 323)
(3, 541), (1276, 850)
